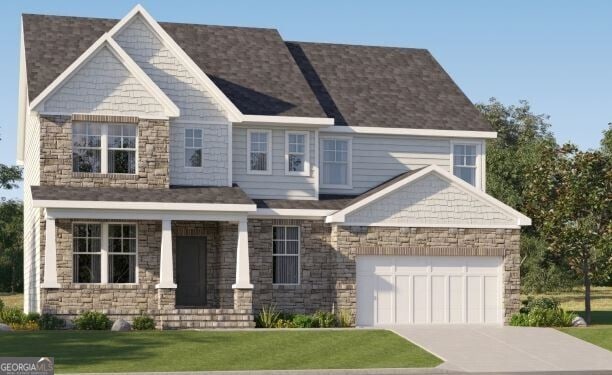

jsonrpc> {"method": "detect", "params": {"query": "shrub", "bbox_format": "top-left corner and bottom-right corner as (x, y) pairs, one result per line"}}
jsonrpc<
(25, 312), (41, 324)
(336, 309), (353, 328)
(0, 307), (26, 325)
(40, 314), (66, 330)
(510, 305), (576, 327)
(0, 299), (5, 312)
(9, 320), (40, 331)
(256, 305), (281, 328)
(313, 311), (337, 328)
(274, 318), (296, 328)
(74, 311), (111, 330)
(291, 314), (316, 328)
(520, 296), (559, 314)
(133, 314), (156, 330)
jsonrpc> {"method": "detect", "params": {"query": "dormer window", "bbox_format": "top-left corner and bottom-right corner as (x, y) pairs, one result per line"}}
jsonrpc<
(72, 122), (137, 174)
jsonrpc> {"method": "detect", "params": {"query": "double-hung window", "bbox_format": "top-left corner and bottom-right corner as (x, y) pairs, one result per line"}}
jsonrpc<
(247, 129), (272, 174)
(72, 122), (137, 174)
(285, 131), (309, 176)
(73, 223), (137, 284)
(185, 128), (203, 167)
(272, 226), (300, 284)
(321, 138), (352, 188)
(108, 224), (137, 283)
(73, 223), (102, 283)
(452, 143), (479, 187)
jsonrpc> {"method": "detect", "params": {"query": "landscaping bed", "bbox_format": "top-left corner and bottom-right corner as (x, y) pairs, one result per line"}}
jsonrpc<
(0, 330), (442, 373)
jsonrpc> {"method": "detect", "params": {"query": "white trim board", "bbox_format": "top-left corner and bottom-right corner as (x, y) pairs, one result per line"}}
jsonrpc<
(321, 126), (497, 139)
(35, 199), (256, 212)
(46, 208), (249, 222)
(30, 33), (180, 118)
(326, 164), (531, 226)
(251, 208), (336, 218)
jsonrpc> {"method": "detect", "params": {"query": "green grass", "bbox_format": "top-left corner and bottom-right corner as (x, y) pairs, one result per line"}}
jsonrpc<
(523, 287), (612, 351)
(0, 330), (442, 373)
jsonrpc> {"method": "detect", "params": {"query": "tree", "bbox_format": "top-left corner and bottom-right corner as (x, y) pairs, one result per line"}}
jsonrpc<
(525, 142), (612, 324)
(0, 200), (23, 292)
(602, 124), (612, 156)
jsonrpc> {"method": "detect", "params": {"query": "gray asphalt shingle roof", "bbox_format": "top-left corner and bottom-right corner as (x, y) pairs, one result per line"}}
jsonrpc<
(22, 13), (492, 131)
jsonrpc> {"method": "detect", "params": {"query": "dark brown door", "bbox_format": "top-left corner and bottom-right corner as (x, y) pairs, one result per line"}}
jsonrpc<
(176, 236), (207, 307)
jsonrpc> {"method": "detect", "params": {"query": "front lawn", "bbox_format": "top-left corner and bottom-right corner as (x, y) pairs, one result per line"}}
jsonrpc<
(524, 287), (612, 351)
(0, 330), (442, 373)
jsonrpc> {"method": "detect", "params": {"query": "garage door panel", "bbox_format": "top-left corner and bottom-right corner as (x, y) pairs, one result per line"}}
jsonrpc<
(431, 276), (446, 323)
(356, 256), (502, 326)
(413, 275), (428, 324)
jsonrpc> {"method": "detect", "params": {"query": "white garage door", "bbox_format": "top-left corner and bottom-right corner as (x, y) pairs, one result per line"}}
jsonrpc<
(356, 256), (503, 326)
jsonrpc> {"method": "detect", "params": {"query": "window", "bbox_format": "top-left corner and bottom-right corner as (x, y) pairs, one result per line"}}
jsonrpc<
(73, 223), (101, 283)
(285, 132), (309, 176)
(452, 143), (478, 186)
(72, 122), (137, 174)
(72, 223), (137, 284)
(321, 138), (351, 188)
(247, 130), (272, 174)
(185, 128), (203, 167)
(72, 123), (102, 173)
(108, 124), (137, 174)
(272, 226), (299, 284)
(108, 224), (137, 283)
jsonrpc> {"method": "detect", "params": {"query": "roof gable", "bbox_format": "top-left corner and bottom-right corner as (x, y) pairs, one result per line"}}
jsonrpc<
(30, 34), (179, 117)
(327, 165), (531, 228)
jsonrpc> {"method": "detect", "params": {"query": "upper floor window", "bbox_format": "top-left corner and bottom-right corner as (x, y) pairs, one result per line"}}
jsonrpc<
(272, 226), (300, 285)
(72, 122), (137, 174)
(185, 128), (203, 167)
(247, 129), (272, 174)
(452, 143), (479, 186)
(321, 138), (352, 188)
(285, 131), (309, 176)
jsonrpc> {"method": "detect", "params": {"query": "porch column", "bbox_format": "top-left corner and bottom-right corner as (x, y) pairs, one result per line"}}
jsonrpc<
(41, 216), (60, 288)
(232, 217), (253, 289)
(155, 219), (176, 289)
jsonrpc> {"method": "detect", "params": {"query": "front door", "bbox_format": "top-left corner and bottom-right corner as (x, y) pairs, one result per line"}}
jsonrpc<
(176, 236), (207, 307)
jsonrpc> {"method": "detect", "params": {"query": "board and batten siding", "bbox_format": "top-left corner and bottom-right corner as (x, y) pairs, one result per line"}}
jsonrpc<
(115, 15), (230, 186)
(42, 47), (167, 117)
(232, 127), (317, 199)
(319, 133), (451, 195)
(23, 113), (41, 313)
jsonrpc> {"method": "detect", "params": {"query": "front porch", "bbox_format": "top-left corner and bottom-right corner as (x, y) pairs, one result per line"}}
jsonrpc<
(33, 186), (257, 328)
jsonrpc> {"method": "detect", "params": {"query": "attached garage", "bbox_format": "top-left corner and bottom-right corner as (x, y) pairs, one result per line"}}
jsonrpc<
(356, 256), (503, 326)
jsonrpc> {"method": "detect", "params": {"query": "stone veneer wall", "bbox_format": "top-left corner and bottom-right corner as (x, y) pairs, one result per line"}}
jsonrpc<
(39, 115), (169, 188)
(332, 226), (521, 323)
(249, 219), (336, 313)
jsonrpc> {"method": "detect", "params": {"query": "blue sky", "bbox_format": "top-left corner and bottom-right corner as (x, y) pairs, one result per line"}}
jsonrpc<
(1, 0), (610, 200)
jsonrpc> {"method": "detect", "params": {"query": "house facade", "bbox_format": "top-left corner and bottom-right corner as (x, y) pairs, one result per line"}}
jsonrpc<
(18, 5), (530, 329)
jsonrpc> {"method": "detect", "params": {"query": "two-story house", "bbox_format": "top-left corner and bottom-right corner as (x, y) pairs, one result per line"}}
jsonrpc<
(18, 5), (530, 328)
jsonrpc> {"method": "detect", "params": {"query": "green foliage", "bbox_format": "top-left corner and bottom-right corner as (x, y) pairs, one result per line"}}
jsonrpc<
(39, 314), (66, 330)
(274, 318), (295, 328)
(521, 235), (578, 293)
(510, 307), (576, 327)
(9, 320), (40, 331)
(313, 311), (337, 328)
(336, 309), (353, 328)
(132, 314), (156, 330)
(0, 164), (22, 190)
(25, 312), (40, 323)
(0, 306), (26, 325)
(291, 314), (316, 328)
(0, 200), (24, 293)
(74, 311), (112, 330)
(0, 298), (5, 312)
(256, 305), (281, 328)
(520, 296), (559, 313)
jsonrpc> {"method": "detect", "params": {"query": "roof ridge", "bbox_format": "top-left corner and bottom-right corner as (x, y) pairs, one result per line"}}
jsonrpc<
(286, 40), (429, 52)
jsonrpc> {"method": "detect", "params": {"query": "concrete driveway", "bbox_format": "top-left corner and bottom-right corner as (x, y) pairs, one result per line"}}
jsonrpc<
(389, 325), (612, 373)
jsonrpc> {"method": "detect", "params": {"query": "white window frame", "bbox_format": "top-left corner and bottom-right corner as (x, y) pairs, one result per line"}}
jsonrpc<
(284, 131), (310, 176)
(72, 122), (138, 175)
(72, 222), (102, 284)
(107, 124), (138, 174)
(272, 225), (300, 285)
(184, 128), (204, 168)
(72, 222), (138, 285)
(450, 140), (484, 190)
(320, 136), (353, 189)
(107, 223), (139, 284)
(247, 129), (272, 175)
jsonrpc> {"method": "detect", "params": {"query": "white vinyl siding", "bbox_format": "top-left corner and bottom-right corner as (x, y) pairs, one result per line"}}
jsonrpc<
(233, 127), (317, 199)
(273, 226), (300, 285)
(319, 133), (452, 195)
